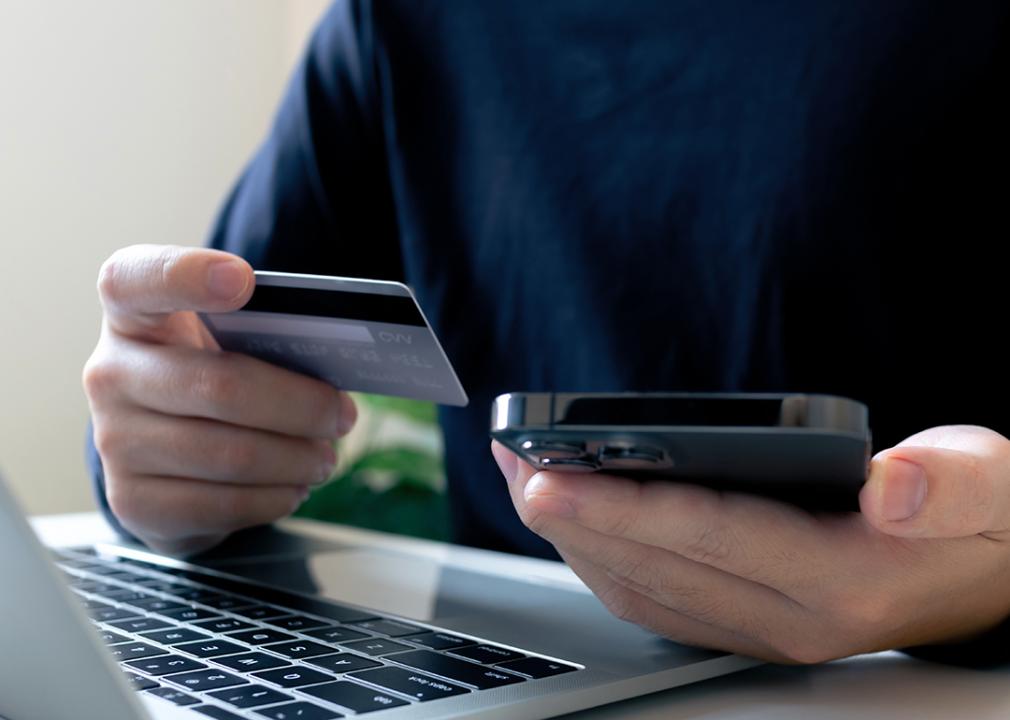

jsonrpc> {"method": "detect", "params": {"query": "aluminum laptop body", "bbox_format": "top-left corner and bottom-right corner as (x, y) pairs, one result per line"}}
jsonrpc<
(0, 473), (758, 719)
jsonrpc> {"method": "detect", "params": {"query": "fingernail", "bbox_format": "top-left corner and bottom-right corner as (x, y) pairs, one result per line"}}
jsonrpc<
(491, 442), (517, 483)
(881, 458), (927, 521)
(318, 445), (337, 482)
(291, 486), (311, 512)
(207, 260), (249, 301)
(524, 473), (576, 518)
(336, 393), (357, 436)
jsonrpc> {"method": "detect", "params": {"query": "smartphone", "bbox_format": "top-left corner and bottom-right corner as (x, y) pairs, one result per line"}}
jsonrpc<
(490, 392), (871, 511)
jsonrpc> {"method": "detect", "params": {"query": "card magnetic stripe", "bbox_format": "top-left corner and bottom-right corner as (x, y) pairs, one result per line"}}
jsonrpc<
(242, 285), (426, 327)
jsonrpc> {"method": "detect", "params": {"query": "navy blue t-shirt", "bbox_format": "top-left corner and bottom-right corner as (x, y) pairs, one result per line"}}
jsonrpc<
(93, 1), (1009, 560)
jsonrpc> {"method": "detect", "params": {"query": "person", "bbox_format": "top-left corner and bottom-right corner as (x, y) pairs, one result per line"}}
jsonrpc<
(83, 1), (1010, 665)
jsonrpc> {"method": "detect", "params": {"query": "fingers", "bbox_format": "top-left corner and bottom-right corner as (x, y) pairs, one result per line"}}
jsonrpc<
(557, 549), (781, 661)
(107, 474), (306, 550)
(91, 338), (356, 440)
(102, 410), (337, 487)
(98, 244), (253, 338)
(860, 426), (1010, 538)
(526, 509), (807, 648)
(493, 441), (829, 587)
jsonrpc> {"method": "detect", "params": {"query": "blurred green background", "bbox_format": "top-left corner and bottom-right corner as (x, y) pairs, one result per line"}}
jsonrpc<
(293, 395), (448, 541)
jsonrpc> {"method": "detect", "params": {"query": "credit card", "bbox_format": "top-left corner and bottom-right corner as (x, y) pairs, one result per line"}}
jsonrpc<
(200, 271), (468, 406)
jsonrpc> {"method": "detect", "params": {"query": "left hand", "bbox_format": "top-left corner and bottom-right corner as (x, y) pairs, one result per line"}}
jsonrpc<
(492, 425), (1010, 663)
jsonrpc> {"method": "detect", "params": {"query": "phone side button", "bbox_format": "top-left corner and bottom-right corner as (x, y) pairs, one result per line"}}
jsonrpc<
(521, 440), (586, 460)
(598, 445), (666, 469)
(540, 457), (600, 472)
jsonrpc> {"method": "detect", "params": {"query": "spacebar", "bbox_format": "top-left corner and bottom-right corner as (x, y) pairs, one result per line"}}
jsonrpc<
(390, 650), (525, 690)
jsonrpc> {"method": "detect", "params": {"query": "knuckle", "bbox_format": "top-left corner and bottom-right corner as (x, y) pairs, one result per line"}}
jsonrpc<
(683, 522), (733, 565)
(92, 422), (125, 463)
(157, 246), (196, 300)
(191, 359), (241, 412)
(614, 546), (651, 585)
(105, 475), (140, 525)
(597, 583), (638, 623)
(602, 484), (645, 537)
(81, 357), (113, 400)
(96, 251), (127, 305)
(518, 503), (551, 536)
(959, 453), (993, 530)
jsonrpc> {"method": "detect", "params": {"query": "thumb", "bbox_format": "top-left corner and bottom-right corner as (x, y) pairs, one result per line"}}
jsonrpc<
(98, 244), (253, 338)
(859, 425), (1010, 538)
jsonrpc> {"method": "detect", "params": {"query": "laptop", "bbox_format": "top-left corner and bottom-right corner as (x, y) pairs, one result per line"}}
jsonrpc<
(0, 473), (759, 719)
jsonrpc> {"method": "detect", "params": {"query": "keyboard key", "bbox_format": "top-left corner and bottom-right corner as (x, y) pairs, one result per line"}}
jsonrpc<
(90, 607), (141, 623)
(122, 671), (159, 691)
(249, 667), (334, 688)
(349, 619), (424, 638)
(172, 588), (223, 602)
(265, 615), (329, 632)
(125, 598), (189, 613)
(98, 630), (132, 645)
(166, 570), (375, 624)
(108, 617), (173, 633)
(200, 595), (252, 611)
(207, 684), (292, 709)
(75, 581), (124, 594)
(144, 582), (193, 595)
(261, 640), (335, 660)
(161, 607), (221, 622)
(86, 563), (133, 576)
(141, 628), (211, 645)
(174, 640), (248, 658)
(340, 638), (411, 657)
(302, 627), (370, 644)
(192, 706), (246, 720)
(227, 628), (296, 646)
(300, 681), (408, 713)
(305, 654), (381, 674)
(390, 650), (524, 690)
(233, 605), (287, 621)
(124, 655), (206, 676)
(94, 589), (155, 602)
(81, 598), (114, 611)
(450, 644), (525, 664)
(104, 571), (149, 583)
(403, 632), (473, 651)
(254, 702), (341, 719)
(350, 666), (470, 702)
(194, 618), (254, 633)
(164, 669), (247, 691)
(497, 656), (578, 678)
(213, 652), (291, 673)
(109, 642), (168, 661)
(146, 686), (199, 706)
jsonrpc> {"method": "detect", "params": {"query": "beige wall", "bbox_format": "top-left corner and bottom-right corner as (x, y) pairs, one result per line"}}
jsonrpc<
(0, 0), (330, 514)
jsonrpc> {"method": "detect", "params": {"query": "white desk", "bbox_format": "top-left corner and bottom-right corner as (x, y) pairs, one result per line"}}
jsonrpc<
(33, 513), (1010, 720)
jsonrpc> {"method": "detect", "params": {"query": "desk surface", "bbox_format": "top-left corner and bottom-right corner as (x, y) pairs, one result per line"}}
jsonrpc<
(32, 513), (1010, 720)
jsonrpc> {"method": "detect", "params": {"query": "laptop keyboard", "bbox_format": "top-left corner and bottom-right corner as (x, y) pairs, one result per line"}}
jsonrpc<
(52, 547), (579, 718)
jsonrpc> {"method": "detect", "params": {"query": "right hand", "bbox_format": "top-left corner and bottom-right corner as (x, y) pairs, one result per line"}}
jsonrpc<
(83, 245), (357, 556)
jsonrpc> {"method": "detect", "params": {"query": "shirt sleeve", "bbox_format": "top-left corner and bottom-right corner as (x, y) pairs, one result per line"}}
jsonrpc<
(206, 0), (402, 277)
(88, 0), (403, 539)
